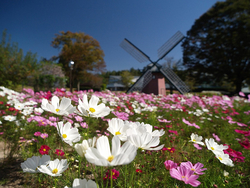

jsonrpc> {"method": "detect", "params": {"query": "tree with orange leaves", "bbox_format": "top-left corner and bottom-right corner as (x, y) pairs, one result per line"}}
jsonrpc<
(51, 31), (106, 90)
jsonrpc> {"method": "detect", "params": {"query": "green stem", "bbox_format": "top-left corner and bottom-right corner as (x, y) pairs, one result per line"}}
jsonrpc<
(110, 168), (113, 188)
(101, 166), (104, 188)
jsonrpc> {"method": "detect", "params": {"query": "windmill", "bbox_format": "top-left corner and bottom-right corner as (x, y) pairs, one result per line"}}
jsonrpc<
(120, 31), (190, 95)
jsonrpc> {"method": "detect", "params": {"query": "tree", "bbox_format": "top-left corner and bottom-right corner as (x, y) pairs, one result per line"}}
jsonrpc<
(31, 60), (66, 91)
(121, 71), (133, 90)
(182, 0), (250, 93)
(0, 30), (38, 88)
(51, 31), (106, 91)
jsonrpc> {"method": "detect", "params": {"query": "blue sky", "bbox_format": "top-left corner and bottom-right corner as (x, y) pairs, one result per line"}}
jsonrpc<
(0, 0), (222, 71)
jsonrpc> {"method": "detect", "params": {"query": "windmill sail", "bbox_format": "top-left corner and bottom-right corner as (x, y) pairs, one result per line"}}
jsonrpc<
(127, 69), (152, 93)
(160, 67), (190, 94)
(120, 38), (150, 63)
(157, 31), (185, 60)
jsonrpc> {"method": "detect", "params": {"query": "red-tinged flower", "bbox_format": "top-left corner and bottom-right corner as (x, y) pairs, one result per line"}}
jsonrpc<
(238, 138), (250, 150)
(103, 169), (120, 180)
(8, 107), (16, 111)
(39, 145), (51, 155)
(235, 129), (250, 136)
(163, 147), (176, 153)
(34, 132), (41, 136)
(168, 130), (178, 135)
(55, 149), (65, 156)
(224, 144), (245, 162)
(136, 169), (142, 173)
(0, 101), (4, 105)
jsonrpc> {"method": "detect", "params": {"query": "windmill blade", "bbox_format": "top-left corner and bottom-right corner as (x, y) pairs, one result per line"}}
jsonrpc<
(157, 31), (185, 60)
(127, 69), (152, 93)
(160, 67), (190, 94)
(120, 38), (151, 63)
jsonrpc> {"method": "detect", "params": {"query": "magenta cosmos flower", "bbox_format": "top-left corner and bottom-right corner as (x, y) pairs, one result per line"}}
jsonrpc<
(170, 165), (201, 187)
(180, 161), (207, 175)
(164, 160), (178, 170)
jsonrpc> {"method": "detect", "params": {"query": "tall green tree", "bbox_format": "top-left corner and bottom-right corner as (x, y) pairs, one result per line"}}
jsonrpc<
(182, 0), (250, 93)
(51, 31), (106, 90)
(0, 30), (38, 88)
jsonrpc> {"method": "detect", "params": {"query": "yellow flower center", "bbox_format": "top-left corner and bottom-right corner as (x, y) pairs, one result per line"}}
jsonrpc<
(115, 131), (121, 135)
(218, 157), (223, 160)
(107, 155), (114, 162)
(191, 168), (195, 171)
(89, 107), (95, 113)
(43, 149), (46, 151)
(52, 168), (58, 174)
(56, 108), (60, 112)
(62, 134), (67, 138)
(167, 147), (171, 150)
(192, 139), (196, 142)
(211, 147), (215, 150)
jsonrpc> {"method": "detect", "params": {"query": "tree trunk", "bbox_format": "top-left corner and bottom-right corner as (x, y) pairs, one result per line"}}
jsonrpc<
(235, 79), (243, 95)
(77, 81), (80, 91)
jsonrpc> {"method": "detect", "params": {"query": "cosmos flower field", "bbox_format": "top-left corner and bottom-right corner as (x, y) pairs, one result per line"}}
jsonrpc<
(0, 86), (250, 187)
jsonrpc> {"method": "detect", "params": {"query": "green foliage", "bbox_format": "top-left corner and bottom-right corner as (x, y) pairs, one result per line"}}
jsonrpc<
(182, 0), (250, 93)
(0, 30), (39, 89)
(120, 71), (134, 90)
(51, 31), (106, 89)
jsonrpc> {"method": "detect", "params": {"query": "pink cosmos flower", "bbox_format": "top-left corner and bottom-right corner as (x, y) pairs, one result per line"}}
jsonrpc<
(193, 144), (202, 150)
(239, 91), (245, 97)
(80, 122), (88, 128)
(34, 132), (41, 136)
(158, 119), (171, 123)
(168, 130), (178, 135)
(164, 160), (178, 170)
(170, 165), (201, 187)
(212, 133), (221, 142)
(75, 115), (83, 122)
(182, 118), (200, 129)
(181, 161), (207, 175)
(40, 133), (48, 139)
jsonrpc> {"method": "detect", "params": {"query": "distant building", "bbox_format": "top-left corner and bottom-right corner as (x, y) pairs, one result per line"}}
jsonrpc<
(106, 75), (139, 91)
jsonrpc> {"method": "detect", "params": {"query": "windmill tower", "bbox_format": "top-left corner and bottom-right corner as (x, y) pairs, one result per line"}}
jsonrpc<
(120, 31), (190, 95)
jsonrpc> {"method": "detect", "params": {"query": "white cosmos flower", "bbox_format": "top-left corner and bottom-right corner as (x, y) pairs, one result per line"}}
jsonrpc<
(127, 132), (164, 151)
(74, 137), (97, 157)
(85, 135), (137, 166)
(215, 152), (234, 167)
(64, 178), (97, 188)
(3, 115), (16, 122)
(34, 107), (44, 114)
(77, 94), (110, 118)
(38, 158), (68, 176)
(189, 133), (205, 146)
(107, 118), (132, 141)
(205, 138), (228, 155)
(14, 103), (25, 110)
(21, 155), (51, 173)
(125, 121), (165, 138)
(41, 96), (76, 116)
(57, 121), (81, 146)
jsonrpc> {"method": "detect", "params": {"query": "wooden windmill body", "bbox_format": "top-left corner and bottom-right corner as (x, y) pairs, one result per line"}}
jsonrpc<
(120, 31), (190, 95)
